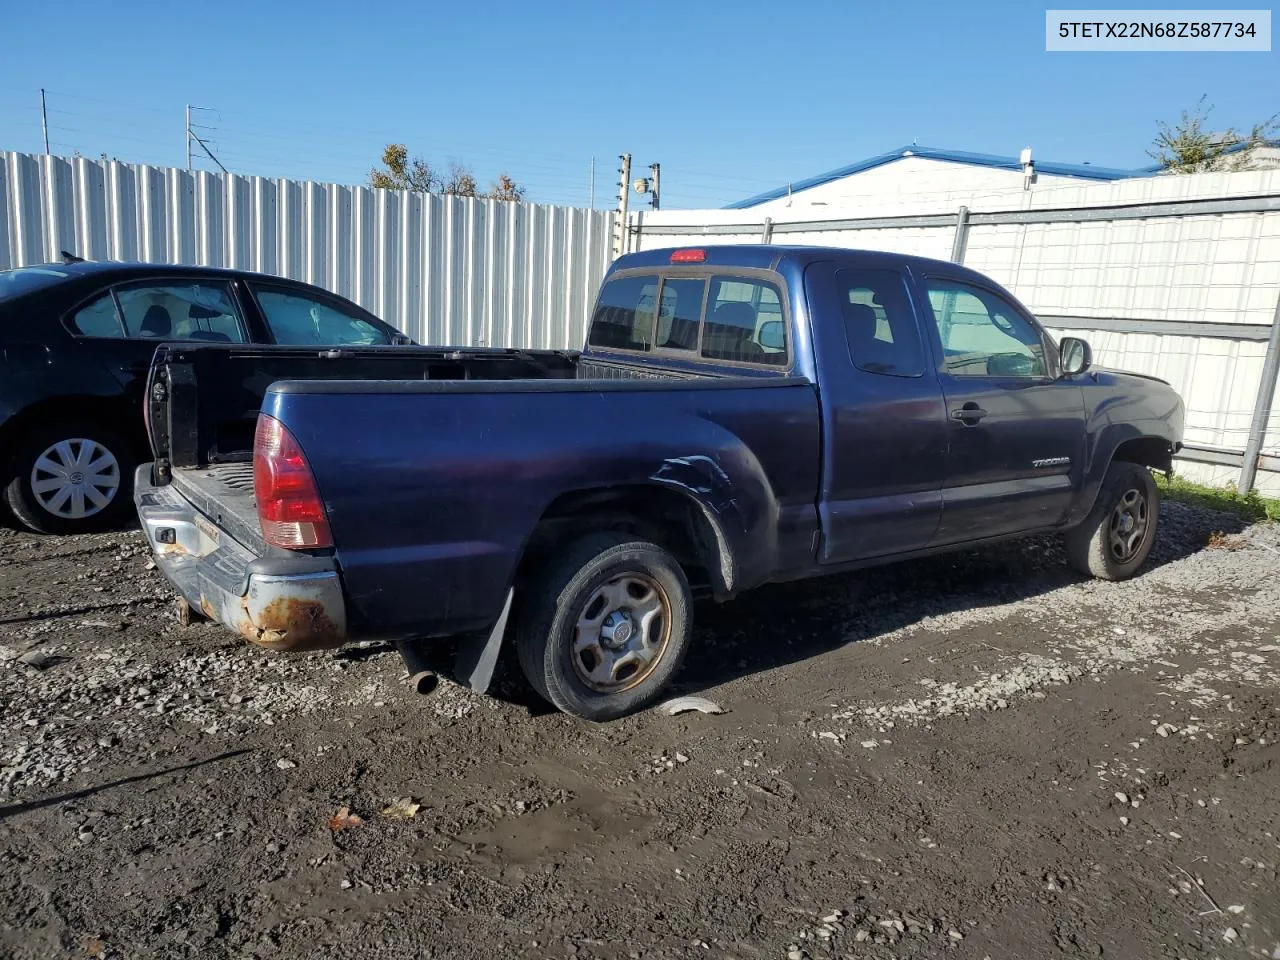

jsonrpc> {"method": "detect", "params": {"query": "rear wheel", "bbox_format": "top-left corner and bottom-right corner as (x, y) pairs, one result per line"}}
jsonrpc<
(516, 532), (693, 722)
(1065, 461), (1160, 581)
(4, 422), (136, 534)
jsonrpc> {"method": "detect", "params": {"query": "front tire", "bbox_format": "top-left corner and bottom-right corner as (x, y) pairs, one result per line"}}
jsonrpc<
(4, 422), (136, 534)
(516, 532), (693, 722)
(1065, 462), (1160, 581)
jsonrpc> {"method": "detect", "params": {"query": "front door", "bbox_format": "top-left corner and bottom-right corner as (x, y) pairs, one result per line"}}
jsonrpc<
(918, 274), (1086, 544)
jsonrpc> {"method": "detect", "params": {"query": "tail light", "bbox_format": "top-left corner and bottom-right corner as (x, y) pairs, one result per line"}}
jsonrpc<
(253, 414), (332, 549)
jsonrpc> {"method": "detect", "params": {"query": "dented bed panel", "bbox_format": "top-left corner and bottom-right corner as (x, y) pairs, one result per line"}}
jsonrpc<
(134, 465), (347, 652)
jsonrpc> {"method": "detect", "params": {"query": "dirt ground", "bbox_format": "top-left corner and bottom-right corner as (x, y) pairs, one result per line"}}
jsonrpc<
(1, 501), (1278, 960)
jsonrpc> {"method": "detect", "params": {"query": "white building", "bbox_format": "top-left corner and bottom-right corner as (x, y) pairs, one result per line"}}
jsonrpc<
(726, 142), (1280, 214)
(726, 145), (1152, 213)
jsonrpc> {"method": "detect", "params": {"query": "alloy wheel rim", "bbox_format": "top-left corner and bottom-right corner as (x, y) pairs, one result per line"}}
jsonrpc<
(29, 438), (121, 520)
(572, 572), (672, 692)
(1107, 487), (1149, 563)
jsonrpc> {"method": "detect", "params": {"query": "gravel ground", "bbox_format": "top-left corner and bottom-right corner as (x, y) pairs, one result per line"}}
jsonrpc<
(1, 501), (1278, 960)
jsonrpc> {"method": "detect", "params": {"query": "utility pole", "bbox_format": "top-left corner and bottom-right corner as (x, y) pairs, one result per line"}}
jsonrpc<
(39, 89), (49, 154)
(612, 153), (631, 259)
(589, 155), (595, 209)
(649, 162), (661, 211)
(186, 105), (228, 174)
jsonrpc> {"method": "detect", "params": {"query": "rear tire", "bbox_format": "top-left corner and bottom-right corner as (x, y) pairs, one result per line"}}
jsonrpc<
(1065, 462), (1160, 581)
(4, 422), (136, 535)
(515, 532), (693, 722)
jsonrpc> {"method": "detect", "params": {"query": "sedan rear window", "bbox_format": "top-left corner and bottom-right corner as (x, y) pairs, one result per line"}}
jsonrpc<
(0, 267), (70, 302)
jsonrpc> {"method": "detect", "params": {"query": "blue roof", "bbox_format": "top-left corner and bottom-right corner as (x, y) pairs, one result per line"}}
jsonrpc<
(725, 145), (1161, 210)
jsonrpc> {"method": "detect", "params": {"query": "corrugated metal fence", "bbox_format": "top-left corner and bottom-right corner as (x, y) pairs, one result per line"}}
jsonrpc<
(0, 151), (616, 350)
(631, 171), (1280, 495)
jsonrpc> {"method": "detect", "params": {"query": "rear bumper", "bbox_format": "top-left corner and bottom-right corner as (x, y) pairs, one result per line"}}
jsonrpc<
(133, 465), (348, 651)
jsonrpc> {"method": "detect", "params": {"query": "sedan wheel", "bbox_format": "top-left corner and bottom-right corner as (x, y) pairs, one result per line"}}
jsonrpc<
(30, 438), (122, 521)
(5, 423), (136, 534)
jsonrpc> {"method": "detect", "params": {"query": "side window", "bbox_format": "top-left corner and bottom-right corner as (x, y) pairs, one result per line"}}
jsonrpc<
(703, 276), (787, 366)
(835, 268), (926, 378)
(115, 283), (247, 343)
(254, 288), (390, 346)
(587, 275), (660, 351)
(924, 278), (1047, 378)
(653, 278), (704, 351)
(68, 293), (125, 338)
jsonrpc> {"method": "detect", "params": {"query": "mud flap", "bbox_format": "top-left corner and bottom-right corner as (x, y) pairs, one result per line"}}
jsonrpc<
(454, 588), (514, 694)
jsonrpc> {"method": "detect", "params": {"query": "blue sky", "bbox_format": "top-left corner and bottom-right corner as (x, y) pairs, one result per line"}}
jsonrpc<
(0, 0), (1275, 209)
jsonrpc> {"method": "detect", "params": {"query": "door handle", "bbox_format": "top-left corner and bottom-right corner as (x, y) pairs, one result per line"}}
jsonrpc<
(951, 403), (988, 424)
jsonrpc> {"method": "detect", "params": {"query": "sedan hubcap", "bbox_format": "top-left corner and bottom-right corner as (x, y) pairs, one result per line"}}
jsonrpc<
(1108, 488), (1149, 563)
(30, 438), (121, 520)
(573, 573), (671, 692)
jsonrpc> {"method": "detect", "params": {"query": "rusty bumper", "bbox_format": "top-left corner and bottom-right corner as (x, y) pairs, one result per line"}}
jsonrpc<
(134, 466), (347, 651)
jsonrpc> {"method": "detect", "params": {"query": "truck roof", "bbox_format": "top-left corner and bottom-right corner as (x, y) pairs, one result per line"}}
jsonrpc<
(612, 244), (986, 280)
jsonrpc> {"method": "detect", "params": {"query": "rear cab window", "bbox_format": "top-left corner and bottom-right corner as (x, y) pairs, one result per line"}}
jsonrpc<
(587, 271), (788, 368)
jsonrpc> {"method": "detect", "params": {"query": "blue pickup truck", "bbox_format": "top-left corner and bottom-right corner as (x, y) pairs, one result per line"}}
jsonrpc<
(135, 245), (1184, 721)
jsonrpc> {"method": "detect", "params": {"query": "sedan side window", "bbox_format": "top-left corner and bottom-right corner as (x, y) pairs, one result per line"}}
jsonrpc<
(68, 294), (126, 338)
(924, 278), (1047, 378)
(254, 287), (391, 346)
(115, 283), (247, 342)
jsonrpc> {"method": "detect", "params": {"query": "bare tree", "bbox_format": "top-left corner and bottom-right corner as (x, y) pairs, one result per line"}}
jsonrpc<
(370, 145), (526, 201)
(1149, 96), (1279, 173)
(369, 144), (440, 192)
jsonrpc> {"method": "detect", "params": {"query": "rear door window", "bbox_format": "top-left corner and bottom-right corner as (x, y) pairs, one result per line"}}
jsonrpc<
(115, 283), (248, 342)
(835, 268), (926, 378)
(68, 294), (126, 338)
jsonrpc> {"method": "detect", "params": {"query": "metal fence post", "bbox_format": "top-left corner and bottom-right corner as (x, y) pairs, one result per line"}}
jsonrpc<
(1239, 288), (1280, 494)
(950, 205), (970, 263)
(760, 217), (774, 243)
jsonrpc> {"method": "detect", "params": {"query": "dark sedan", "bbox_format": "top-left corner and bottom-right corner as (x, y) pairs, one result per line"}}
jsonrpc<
(0, 259), (413, 533)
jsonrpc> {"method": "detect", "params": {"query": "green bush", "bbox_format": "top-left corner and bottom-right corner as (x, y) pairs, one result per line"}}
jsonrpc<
(1156, 474), (1280, 522)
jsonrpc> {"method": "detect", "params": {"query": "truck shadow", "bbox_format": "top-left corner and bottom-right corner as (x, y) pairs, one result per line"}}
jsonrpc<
(673, 502), (1247, 696)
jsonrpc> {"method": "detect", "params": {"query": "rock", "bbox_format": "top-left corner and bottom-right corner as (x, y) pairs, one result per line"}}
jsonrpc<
(78, 829), (94, 842)
(948, 930), (964, 940)
(1156, 723), (1178, 737)
(1114, 791), (1128, 803)
(787, 950), (804, 960)
(854, 930), (870, 942)
(340, 878), (352, 889)
(1227, 905), (1245, 914)
(275, 758), (297, 770)
(660, 696), (725, 716)
(674, 752), (689, 763)
(17, 649), (66, 670)
(822, 912), (843, 923)
(860, 740), (879, 749)
(1222, 927), (1238, 942)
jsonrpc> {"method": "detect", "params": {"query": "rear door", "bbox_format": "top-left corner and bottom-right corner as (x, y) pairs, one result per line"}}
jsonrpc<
(918, 273), (1086, 543)
(808, 261), (948, 563)
(65, 277), (250, 403)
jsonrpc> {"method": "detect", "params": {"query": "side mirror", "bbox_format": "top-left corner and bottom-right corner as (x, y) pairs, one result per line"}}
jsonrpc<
(391, 332), (413, 346)
(1059, 336), (1092, 377)
(757, 319), (785, 351)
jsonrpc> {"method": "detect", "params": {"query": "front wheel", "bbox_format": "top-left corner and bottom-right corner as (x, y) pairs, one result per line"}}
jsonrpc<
(4, 422), (136, 534)
(516, 532), (693, 722)
(1065, 462), (1160, 581)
